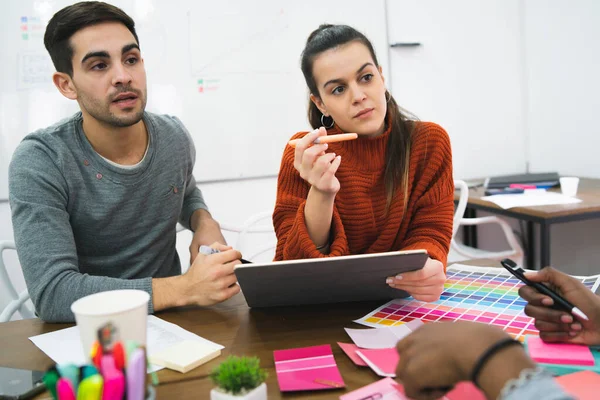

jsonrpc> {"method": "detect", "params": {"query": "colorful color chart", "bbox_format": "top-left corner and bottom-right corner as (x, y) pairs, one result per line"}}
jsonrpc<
(355, 264), (600, 341)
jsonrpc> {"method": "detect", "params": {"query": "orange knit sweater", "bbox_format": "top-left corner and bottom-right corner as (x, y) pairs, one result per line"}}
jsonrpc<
(273, 121), (454, 266)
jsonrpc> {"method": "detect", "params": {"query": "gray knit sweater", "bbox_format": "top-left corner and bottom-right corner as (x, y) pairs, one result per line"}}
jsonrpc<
(9, 112), (207, 322)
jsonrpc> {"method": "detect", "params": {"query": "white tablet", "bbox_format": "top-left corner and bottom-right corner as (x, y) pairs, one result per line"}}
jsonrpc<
(234, 249), (428, 308)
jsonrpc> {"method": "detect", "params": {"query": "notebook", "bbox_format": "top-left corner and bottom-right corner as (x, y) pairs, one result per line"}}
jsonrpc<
(148, 339), (222, 373)
(485, 172), (560, 189)
(273, 344), (345, 391)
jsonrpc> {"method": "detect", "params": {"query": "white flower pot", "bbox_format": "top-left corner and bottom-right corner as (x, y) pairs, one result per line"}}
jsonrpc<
(210, 382), (267, 400)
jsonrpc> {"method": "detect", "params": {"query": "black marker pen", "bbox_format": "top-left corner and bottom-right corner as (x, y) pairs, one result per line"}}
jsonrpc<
(501, 258), (589, 321)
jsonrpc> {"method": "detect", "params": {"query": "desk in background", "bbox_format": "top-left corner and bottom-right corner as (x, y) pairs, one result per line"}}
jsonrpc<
(456, 177), (600, 268)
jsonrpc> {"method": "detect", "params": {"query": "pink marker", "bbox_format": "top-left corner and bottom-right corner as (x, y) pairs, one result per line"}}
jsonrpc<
(101, 354), (125, 400)
(56, 377), (76, 400)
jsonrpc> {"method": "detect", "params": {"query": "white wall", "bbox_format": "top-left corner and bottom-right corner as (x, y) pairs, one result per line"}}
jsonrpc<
(524, 0), (600, 176)
(387, 0), (527, 180)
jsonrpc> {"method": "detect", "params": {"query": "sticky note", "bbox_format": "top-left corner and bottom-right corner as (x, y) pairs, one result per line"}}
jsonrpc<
(149, 339), (222, 373)
(556, 370), (600, 400)
(527, 336), (595, 366)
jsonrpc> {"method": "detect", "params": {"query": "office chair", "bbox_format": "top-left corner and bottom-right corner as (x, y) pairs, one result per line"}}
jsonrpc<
(0, 241), (35, 322)
(451, 180), (524, 266)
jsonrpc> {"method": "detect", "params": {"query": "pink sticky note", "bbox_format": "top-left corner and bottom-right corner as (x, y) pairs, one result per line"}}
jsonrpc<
(445, 382), (486, 400)
(527, 336), (595, 366)
(356, 348), (399, 377)
(556, 370), (600, 400)
(274, 344), (345, 391)
(340, 377), (407, 400)
(337, 342), (368, 366)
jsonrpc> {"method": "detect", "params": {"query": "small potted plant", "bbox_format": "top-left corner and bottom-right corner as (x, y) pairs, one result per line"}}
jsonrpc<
(210, 355), (268, 400)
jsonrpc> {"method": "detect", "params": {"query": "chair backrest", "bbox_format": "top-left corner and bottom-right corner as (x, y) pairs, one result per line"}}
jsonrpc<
(453, 179), (470, 239)
(0, 241), (34, 322)
(221, 211), (276, 262)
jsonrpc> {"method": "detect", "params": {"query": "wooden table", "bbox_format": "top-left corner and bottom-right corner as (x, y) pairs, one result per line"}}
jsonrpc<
(456, 177), (600, 268)
(0, 294), (403, 399)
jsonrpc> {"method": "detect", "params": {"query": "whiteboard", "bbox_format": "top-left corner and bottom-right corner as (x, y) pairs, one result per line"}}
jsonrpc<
(0, 0), (390, 200)
(386, 0), (527, 181)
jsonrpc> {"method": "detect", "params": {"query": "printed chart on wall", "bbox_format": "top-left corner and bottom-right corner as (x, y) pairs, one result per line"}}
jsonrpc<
(355, 264), (600, 341)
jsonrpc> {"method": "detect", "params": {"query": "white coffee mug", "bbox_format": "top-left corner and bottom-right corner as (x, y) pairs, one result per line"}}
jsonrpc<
(71, 289), (150, 361)
(560, 177), (579, 197)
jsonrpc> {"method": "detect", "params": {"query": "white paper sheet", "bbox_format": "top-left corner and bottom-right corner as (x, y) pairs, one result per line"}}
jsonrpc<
(481, 191), (581, 209)
(344, 320), (423, 349)
(28, 315), (223, 373)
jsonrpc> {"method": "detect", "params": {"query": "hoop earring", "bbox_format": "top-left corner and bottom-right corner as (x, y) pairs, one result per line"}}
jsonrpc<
(385, 91), (392, 103)
(320, 114), (334, 129)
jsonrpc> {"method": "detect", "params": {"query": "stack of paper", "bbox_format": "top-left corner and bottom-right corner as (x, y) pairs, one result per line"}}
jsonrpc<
(28, 316), (224, 373)
(481, 190), (581, 209)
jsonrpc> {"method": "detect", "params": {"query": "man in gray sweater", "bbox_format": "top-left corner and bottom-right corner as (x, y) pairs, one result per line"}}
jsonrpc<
(9, 2), (242, 322)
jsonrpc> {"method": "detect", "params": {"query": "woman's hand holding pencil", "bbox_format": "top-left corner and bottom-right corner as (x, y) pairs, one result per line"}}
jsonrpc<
(288, 132), (358, 148)
(292, 127), (343, 195)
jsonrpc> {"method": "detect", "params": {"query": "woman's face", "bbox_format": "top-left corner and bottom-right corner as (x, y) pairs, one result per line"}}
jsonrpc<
(311, 41), (387, 136)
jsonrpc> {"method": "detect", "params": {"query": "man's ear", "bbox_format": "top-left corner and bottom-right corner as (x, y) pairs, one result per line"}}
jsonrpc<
(52, 72), (77, 100)
(309, 93), (329, 116)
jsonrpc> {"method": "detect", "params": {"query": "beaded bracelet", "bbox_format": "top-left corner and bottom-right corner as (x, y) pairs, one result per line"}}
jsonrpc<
(471, 338), (522, 388)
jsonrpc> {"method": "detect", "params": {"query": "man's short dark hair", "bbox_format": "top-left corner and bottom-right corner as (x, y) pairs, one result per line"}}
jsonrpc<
(44, 1), (139, 77)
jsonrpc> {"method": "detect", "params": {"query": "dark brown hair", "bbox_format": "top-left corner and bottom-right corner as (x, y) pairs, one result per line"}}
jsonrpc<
(44, 1), (139, 77)
(300, 24), (415, 210)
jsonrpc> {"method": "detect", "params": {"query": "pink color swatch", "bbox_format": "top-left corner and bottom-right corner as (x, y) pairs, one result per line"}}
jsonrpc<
(339, 377), (407, 400)
(445, 382), (486, 400)
(337, 342), (368, 366)
(556, 370), (600, 400)
(356, 348), (399, 377)
(274, 344), (345, 391)
(527, 336), (595, 366)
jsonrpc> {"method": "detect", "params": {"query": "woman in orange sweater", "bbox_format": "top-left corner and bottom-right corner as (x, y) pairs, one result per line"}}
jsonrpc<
(273, 24), (454, 302)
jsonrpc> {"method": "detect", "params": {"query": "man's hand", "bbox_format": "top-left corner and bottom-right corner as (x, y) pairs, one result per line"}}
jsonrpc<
(189, 209), (226, 264)
(182, 242), (242, 306)
(396, 322), (534, 400)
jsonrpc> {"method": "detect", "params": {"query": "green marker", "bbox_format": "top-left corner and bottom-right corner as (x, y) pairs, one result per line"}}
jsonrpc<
(42, 366), (60, 400)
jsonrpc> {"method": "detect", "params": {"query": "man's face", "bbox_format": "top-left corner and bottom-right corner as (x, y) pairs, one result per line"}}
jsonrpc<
(68, 21), (147, 127)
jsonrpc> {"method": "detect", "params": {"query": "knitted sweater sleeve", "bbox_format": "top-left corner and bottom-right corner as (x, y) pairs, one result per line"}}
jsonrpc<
(273, 135), (350, 260)
(400, 123), (454, 267)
